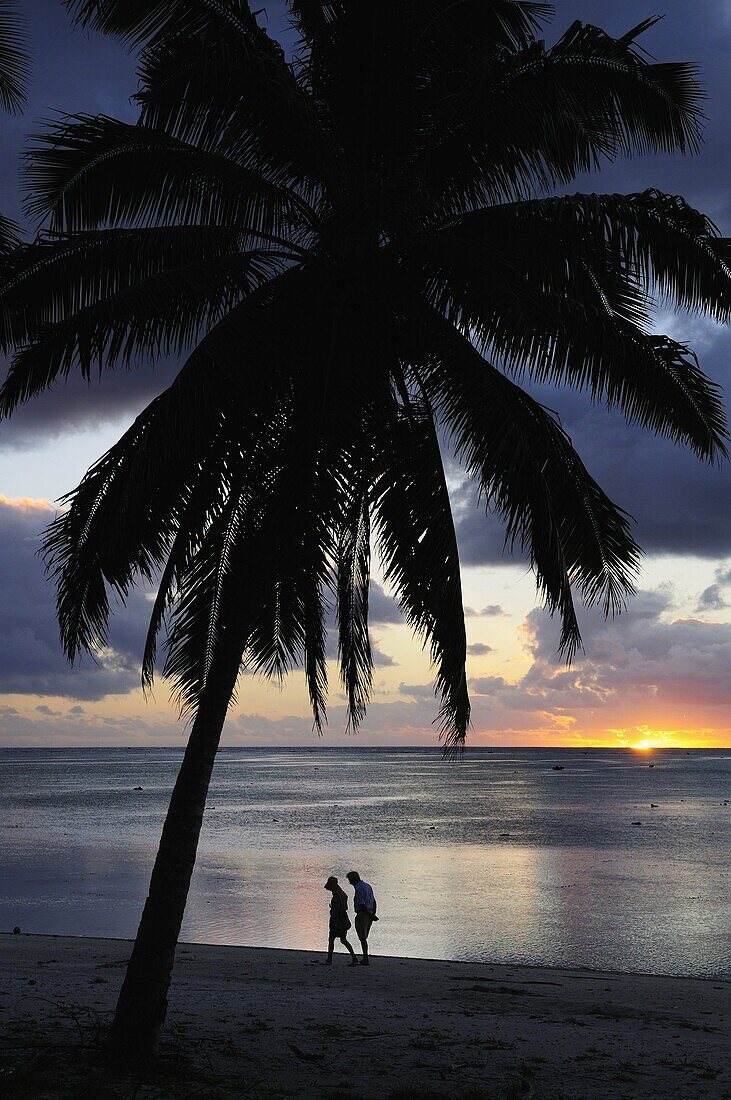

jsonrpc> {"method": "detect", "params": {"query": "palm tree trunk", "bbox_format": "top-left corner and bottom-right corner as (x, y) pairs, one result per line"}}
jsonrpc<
(107, 641), (242, 1060)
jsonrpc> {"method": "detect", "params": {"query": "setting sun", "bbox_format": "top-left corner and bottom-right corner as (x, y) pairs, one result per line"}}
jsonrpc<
(633, 739), (655, 751)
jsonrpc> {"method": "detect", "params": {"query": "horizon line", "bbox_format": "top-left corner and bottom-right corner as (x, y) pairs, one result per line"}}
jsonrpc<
(0, 743), (725, 751)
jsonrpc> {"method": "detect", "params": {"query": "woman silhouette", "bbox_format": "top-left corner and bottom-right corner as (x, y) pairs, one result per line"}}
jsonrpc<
(324, 876), (358, 966)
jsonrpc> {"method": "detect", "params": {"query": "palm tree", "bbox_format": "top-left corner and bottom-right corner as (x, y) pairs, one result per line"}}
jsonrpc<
(1, 0), (729, 1059)
(0, 0), (28, 255)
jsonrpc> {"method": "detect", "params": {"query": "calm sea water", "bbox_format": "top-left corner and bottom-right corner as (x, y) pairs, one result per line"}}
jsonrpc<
(1, 747), (729, 978)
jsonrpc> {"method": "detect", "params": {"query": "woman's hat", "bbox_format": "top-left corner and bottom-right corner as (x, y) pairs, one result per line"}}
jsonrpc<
(324, 875), (338, 889)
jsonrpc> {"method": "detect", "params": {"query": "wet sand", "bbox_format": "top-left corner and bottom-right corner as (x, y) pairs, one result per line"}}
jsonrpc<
(1, 933), (728, 1098)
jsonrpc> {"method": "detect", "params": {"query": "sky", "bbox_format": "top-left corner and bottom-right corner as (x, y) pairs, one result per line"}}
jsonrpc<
(1, 1), (730, 750)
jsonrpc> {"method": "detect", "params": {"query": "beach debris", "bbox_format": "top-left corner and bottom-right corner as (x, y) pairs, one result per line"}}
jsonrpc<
(132, 786), (143, 791)
(552, 765), (565, 770)
(498, 832), (511, 837)
(651, 804), (659, 808)
(631, 821), (642, 826)
(428, 825), (436, 830)
(12, 926), (20, 934)
(287, 1042), (320, 1064)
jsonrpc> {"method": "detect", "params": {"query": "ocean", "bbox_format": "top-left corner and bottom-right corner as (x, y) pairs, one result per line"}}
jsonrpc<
(1, 747), (729, 978)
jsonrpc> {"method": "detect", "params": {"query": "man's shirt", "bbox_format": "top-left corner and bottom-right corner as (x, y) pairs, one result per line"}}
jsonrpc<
(354, 880), (375, 912)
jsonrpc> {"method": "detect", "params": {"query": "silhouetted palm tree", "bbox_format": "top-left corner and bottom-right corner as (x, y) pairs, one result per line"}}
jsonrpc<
(0, 0), (27, 255)
(1, 0), (729, 1059)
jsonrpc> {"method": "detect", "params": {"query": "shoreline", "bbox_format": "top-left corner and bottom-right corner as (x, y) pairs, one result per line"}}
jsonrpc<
(2, 934), (729, 1098)
(6, 929), (730, 985)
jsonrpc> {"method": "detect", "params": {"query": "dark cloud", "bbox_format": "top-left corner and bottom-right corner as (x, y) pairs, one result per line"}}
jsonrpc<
(0, 359), (180, 452)
(0, 498), (149, 699)
(371, 641), (396, 668)
(696, 566), (731, 611)
(399, 682), (436, 700)
(467, 642), (494, 656)
(368, 582), (403, 625)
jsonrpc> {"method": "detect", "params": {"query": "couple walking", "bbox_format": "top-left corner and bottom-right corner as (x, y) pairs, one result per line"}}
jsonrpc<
(324, 870), (378, 966)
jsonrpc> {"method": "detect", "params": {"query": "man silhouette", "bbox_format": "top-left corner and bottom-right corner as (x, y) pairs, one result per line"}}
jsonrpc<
(346, 870), (378, 965)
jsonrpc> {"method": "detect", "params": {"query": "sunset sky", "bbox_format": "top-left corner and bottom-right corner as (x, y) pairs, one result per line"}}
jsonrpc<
(1, 1), (730, 749)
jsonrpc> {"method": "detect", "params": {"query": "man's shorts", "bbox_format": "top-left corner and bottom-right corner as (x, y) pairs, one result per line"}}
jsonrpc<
(355, 910), (373, 941)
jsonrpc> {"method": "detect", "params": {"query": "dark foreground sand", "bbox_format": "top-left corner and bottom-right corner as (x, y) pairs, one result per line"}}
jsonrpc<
(0, 934), (728, 1099)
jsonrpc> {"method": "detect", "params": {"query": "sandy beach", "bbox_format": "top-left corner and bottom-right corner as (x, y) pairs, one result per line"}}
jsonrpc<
(0, 934), (728, 1099)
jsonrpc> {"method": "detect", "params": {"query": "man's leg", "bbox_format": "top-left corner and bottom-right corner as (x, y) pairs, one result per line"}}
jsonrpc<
(326, 931), (336, 964)
(355, 912), (371, 964)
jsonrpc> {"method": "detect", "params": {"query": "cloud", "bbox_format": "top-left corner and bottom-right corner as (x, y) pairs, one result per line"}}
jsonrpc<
(367, 583), (403, 625)
(0, 359), (180, 452)
(0, 497), (150, 699)
(467, 642), (494, 656)
(500, 587), (731, 718)
(696, 566), (731, 611)
(464, 605), (506, 617)
(399, 682), (436, 700)
(371, 639), (397, 667)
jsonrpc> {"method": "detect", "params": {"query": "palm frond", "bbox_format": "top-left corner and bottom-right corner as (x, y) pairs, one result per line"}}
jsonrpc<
(414, 313), (642, 657)
(42, 396), (222, 662)
(425, 19), (704, 208)
(63, 0), (258, 47)
(0, 246), (289, 415)
(0, 0), (28, 113)
(414, 224), (729, 462)
(336, 477), (372, 731)
(24, 115), (308, 236)
(41, 281), (300, 664)
(136, 19), (337, 199)
(442, 191), (731, 322)
(372, 392), (470, 751)
(0, 212), (21, 256)
(0, 223), (287, 354)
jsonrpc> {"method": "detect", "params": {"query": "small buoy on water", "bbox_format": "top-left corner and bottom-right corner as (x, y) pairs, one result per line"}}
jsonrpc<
(552, 765), (565, 771)
(631, 821), (642, 826)
(133, 786), (143, 791)
(651, 804), (658, 808)
(12, 926), (20, 934)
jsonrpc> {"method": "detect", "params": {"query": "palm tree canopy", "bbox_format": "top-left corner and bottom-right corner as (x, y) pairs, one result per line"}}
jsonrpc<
(0, 0), (729, 750)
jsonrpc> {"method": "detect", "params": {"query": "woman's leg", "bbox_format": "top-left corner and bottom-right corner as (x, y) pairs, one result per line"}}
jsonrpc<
(339, 935), (358, 964)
